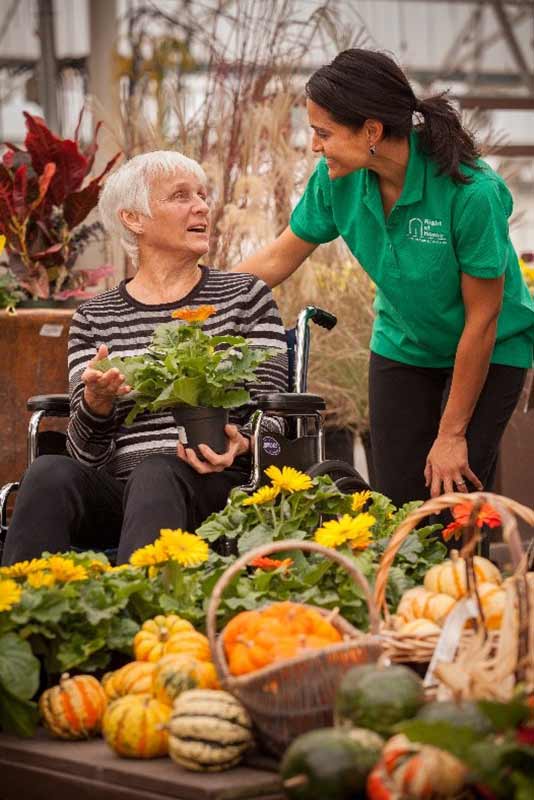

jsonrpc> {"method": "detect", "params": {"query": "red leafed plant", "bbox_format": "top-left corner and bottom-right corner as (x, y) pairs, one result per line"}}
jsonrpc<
(0, 113), (120, 304)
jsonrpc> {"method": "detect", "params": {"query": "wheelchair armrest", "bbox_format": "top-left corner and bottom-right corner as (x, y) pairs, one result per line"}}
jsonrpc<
(255, 392), (326, 413)
(27, 394), (70, 416)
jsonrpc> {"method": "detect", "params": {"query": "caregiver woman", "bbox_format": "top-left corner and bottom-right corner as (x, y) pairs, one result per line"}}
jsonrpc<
(233, 49), (534, 507)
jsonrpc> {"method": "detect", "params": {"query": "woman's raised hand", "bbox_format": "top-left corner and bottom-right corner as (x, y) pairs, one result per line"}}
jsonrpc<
(81, 345), (131, 417)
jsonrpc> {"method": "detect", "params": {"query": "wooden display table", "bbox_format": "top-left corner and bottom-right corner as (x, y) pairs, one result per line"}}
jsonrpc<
(0, 730), (285, 800)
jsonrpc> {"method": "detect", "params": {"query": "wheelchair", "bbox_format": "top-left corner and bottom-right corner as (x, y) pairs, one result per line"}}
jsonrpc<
(0, 305), (369, 554)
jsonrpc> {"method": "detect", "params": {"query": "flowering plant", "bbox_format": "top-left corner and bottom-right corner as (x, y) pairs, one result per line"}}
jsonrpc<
(0, 112), (119, 305)
(96, 305), (276, 423)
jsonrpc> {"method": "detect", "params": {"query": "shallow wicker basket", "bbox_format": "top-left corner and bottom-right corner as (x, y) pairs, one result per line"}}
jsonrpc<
(206, 539), (382, 756)
(373, 491), (534, 665)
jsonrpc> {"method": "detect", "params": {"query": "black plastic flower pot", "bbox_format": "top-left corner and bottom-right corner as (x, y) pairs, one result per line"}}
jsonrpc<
(171, 405), (229, 458)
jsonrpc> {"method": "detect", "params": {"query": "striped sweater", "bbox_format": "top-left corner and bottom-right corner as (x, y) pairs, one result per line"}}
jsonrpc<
(66, 267), (288, 479)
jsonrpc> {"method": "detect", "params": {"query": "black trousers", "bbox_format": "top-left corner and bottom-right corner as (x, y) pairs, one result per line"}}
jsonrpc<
(2, 454), (249, 566)
(368, 352), (526, 509)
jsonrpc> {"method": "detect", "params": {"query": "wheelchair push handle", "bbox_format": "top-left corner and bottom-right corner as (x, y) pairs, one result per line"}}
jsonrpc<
(309, 307), (337, 330)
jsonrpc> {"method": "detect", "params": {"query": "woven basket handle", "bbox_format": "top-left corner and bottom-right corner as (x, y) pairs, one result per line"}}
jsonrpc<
(373, 491), (533, 615)
(206, 539), (380, 670)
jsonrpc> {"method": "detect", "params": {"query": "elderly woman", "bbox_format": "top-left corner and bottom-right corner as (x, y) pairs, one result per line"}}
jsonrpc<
(2, 151), (288, 565)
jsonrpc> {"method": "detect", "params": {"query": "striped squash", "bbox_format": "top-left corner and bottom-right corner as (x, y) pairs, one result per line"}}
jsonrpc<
(163, 630), (211, 662)
(102, 693), (171, 758)
(134, 615), (195, 662)
(168, 689), (253, 772)
(39, 673), (108, 740)
(102, 661), (156, 701)
(153, 655), (219, 706)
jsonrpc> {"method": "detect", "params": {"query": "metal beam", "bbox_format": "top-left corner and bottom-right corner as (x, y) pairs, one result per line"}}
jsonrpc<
(380, 1), (533, 5)
(37, 0), (59, 132)
(488, 144), (534, 155)
(490, 1), (534, 94)
(454, 94), (534, 107)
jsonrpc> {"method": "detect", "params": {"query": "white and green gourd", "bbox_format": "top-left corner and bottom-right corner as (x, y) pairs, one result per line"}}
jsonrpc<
(168, 689), (254, 772)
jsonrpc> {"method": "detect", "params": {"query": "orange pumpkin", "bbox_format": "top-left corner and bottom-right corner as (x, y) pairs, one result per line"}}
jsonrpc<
(102, 693), (170, 758)
(134, 615), (194, 662)
(224, 602), (343, 676)
(39, 673), (108, 740)
(102, 661), (156, 701)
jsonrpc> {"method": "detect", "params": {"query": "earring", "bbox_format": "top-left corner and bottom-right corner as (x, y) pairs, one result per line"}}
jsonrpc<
(369, 144), (376, 156)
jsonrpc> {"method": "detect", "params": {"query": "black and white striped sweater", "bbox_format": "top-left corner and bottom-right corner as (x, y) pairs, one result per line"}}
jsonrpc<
(66, 267), (288, 480)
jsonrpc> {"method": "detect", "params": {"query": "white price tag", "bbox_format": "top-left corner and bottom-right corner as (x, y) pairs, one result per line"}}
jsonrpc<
(39, 324), (64, 338)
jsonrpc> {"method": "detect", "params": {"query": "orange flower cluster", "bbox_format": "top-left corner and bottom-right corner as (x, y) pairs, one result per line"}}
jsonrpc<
(442, 501), (501, 542)
(171, 305), (216, 323)
(249, 556), (293, 571)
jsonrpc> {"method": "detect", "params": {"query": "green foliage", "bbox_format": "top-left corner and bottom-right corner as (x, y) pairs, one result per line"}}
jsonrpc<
(95, 318), (275, 423)
(0, 633), (40, 736)
(0, 269), (24, 311)
(196, 478), (445, 631)
(398, 696), (534, 799)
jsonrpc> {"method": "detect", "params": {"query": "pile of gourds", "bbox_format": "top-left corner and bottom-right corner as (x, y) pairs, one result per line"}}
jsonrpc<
(393, 552), (505, 636)
(38, 614), (254, 771)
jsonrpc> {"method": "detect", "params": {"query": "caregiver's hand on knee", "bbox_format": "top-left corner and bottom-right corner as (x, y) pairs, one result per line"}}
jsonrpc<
(176, 424), (250, 474)
(82, 344), (131, 417)
(424, 433), (483, 498)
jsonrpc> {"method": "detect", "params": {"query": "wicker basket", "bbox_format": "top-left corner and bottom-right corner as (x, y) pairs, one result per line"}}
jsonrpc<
(373, 491), (534, 665)
(206, 539), (382, 756)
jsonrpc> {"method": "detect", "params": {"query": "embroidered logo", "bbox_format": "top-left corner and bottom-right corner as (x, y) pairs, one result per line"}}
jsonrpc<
(407, 217), (447, 245)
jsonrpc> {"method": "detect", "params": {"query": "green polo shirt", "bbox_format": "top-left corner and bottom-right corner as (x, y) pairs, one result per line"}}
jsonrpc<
(290, 130), (534, 368)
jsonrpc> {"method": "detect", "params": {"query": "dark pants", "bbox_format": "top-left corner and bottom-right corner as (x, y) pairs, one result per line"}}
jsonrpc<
(2, 454), (249, 565)
(369, 352), (526, 509)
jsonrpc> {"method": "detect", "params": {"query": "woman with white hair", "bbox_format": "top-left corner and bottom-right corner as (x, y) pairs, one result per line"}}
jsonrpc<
(2, 151), (288, 566)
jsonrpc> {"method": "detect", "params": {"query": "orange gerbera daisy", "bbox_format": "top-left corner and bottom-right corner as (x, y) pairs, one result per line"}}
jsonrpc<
(249, 556), (293, 571)
(171, 305), (216, 323)
(442, 501), (501, 542)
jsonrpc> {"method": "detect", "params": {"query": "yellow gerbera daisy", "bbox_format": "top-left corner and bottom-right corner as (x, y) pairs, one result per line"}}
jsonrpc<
(88, 559), (110, 574)
(315, 513), (375, 549)
(0, 579), (22, 611)
(264, 465), (313, 493)
(0, 558), (48, 579)
(26, 571), (56, 589)
(108, 564), (132, 573)
(47, 556), (88, 583)
(159, 528), (209, 568)
(351, 490), (372, 513)
(242, 485), (280, 506)
(129, 541), (168, 568)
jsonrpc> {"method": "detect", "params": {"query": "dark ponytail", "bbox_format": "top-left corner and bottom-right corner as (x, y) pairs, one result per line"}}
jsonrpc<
(306, 49), (480, 184)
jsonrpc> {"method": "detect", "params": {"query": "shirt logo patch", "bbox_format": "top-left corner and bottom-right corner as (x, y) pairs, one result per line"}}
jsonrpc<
(407, 217), (447, 245)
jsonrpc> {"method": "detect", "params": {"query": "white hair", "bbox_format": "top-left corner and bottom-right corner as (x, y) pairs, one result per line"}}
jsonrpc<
(98, 150), (207, 268)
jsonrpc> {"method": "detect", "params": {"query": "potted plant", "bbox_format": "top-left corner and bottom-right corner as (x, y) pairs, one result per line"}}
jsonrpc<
(96, 305), (276, 456)
(0, 112), (120, 306)
(0, 113), (121, 488)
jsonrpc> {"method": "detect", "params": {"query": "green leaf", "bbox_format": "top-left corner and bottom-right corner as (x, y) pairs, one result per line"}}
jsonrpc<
(477, 699), (529, 732)
(0, 684), (39, 737)
(0, 633), (40, 700)
(398, 719), (479, 759)
(106, 616), (139, 654)
(237, 524), (277, 554)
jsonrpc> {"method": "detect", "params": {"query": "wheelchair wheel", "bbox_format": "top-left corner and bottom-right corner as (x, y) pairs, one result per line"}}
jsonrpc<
(306, 460), (370, 493)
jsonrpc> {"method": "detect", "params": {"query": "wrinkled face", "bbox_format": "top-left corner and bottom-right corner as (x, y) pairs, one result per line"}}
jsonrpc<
(139, 168), (210, 257)
(307, 99), (372, 179)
